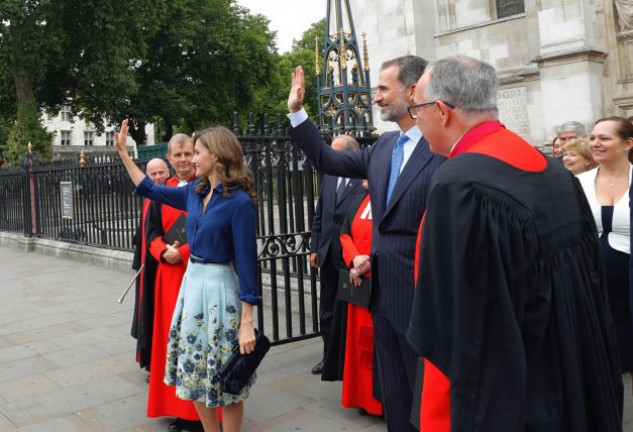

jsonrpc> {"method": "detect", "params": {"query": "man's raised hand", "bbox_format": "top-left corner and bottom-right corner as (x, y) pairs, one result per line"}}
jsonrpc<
(288, 66), (305, 113)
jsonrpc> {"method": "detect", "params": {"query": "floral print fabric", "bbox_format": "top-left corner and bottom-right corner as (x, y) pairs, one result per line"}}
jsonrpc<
(164, 261), (255, 407)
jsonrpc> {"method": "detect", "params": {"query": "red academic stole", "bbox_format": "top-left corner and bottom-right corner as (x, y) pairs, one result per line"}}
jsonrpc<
(340, 195), (372, 272)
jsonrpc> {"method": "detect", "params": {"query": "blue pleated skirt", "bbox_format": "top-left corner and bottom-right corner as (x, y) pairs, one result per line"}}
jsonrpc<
(163, 260), (255, 407)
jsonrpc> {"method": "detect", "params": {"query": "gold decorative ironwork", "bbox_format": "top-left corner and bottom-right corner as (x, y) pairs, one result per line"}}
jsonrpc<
(315, 36), (321, 75)
(317, 0), (374, 134)
(339, 29), (347, 70)
(362, 32), (370, 72)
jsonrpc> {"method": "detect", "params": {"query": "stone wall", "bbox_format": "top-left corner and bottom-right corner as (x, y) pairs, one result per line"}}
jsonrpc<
(348, 0), (632, 147)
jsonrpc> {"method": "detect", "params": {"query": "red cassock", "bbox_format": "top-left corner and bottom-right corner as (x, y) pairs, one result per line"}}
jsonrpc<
(146, 176), (199, 420)
(339, 194), (383, 416)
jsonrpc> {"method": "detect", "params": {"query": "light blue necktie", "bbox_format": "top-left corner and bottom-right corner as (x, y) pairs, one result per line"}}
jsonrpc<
(386, 134), (408, 206)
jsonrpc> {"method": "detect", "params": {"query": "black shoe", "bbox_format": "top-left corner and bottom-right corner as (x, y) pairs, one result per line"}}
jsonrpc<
(357, 408), (369, 416)
(145, 373), (150, 384)
(181, 420), (204, 432)
(168, 418), (185, 431)
(311, 360), (323, 375)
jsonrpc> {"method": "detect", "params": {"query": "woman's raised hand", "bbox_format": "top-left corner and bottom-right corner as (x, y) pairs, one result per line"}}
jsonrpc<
(114, 119), (129, 156)
(114, 118), (145, 185)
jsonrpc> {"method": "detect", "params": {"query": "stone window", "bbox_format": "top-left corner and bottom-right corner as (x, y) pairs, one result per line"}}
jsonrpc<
(84, 131), (94, 146)
(60, 130), (71, 146)
(60, 105), (73, 122)
(105, 131), (114, 146)
(496, 0), (524, 18)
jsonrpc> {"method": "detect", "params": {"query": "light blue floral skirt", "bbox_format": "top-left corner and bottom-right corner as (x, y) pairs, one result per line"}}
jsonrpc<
(164, 260), (255, 407)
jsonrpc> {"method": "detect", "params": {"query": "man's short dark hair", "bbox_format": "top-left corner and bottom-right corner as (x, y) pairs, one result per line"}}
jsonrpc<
(381, 56), (428, 88)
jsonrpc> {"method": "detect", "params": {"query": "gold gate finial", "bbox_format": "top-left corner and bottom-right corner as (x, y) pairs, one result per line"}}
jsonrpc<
(339, 29), (347, 70)
(362, 32), (370, 72)
(315, 36), (321, 75)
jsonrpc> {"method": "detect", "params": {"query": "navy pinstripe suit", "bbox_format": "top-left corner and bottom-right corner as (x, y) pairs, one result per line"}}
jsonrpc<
(290, 119), (445, 431)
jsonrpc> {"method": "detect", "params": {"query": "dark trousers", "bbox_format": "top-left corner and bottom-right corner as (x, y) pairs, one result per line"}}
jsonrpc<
(373, 312), (418, 432)
(318, 248), (339, 354)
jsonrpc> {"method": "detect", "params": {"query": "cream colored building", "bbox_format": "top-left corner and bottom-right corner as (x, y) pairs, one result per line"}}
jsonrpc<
(43, 106), (155, 160)
(350, 0), (633, 147)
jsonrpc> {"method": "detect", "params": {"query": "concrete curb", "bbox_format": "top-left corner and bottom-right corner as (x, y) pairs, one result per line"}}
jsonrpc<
(0, 231), (133, 272)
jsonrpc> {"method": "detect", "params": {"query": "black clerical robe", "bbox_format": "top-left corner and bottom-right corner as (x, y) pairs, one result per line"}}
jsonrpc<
(131, 197), (158, 370)
(407, 122), (623, 432)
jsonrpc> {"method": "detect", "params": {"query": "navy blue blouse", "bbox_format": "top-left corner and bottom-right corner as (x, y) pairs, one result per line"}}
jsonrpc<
(135, 176), (261, 305)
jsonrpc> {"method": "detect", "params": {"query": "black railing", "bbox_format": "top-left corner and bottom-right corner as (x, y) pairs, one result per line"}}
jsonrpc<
(0, 114), (377, 344)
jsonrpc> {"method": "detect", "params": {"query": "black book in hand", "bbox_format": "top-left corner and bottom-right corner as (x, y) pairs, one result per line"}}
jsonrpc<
(163, 213), (188, 246)
(337, 268), (371, 308)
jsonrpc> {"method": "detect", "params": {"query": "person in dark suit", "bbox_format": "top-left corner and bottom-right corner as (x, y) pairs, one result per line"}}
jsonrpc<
(287, 56), (445, 431)
(309, 134), (363, 376)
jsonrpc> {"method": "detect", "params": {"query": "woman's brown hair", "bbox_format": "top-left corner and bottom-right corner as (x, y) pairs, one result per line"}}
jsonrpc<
(193, 126), (257, 205)
(594, 116), (633, 141)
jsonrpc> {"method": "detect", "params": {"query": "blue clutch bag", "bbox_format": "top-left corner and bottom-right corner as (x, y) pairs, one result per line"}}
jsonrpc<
(218, 329), (271, 394)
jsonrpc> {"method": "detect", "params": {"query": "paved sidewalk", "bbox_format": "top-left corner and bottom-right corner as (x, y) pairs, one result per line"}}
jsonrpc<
(0, 247), (384, 432)
(1, 246), (633, 432)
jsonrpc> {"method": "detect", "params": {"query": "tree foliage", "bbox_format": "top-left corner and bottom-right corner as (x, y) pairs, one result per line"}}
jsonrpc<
(0, 0), (160, 164)
(0, 1), (327, 163)
(292, 19), (327, 52)
(3, 102), (53, 167)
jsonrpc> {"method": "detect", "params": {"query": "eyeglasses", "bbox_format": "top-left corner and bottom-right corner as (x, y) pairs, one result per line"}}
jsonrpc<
(407, 101), (455, 119)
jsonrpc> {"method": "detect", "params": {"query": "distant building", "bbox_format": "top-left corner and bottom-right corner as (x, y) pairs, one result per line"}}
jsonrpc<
(350, 0), (633, 147)
(43, 105), (155, 161)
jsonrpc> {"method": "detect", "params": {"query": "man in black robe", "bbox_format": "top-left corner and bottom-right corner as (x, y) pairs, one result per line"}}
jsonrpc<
(407, 55), (623, 431)
(130, 158), (170, 371)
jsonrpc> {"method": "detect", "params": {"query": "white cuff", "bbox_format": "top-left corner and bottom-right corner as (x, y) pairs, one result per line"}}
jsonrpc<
(287, 108), (309, 128)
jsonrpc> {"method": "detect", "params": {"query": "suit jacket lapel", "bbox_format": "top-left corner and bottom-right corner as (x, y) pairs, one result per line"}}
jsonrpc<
(338, 178), (360, 204)
(383, 137), (432, 217)
(325, 175), (337, 206)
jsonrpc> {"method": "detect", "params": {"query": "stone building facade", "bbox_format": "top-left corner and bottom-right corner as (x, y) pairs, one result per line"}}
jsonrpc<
(349, 0), (633, 147)
(43, 106), (155, 160)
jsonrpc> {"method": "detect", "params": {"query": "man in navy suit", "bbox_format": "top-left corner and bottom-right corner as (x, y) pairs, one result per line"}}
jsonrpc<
(287, 56), (444, 431)
(309, 135), (363, 375)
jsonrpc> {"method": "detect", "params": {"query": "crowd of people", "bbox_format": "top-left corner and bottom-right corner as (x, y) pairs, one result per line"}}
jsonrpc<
(290, 55), (632, 432)
(118, 53), (633, 432)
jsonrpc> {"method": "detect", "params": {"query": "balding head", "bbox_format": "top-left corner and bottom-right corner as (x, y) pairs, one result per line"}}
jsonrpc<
(146, 158), (170, 185)
(331, 134), (360, 152)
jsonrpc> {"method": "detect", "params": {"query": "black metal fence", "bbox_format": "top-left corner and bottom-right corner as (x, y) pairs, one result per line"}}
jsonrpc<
(0, 115), (376, 345)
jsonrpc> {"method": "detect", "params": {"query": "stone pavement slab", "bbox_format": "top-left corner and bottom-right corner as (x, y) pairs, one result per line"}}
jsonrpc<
(2, 245), (633, 432)
(0, 247), (384, 431)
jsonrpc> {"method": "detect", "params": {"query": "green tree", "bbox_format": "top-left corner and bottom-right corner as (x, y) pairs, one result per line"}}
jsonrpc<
(261, 19), (326, 124)
(124, 0), (279, 140)
(0, 0), (160, 165)
(3, 102), (53, 167)
(292, 19), (326, 52)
